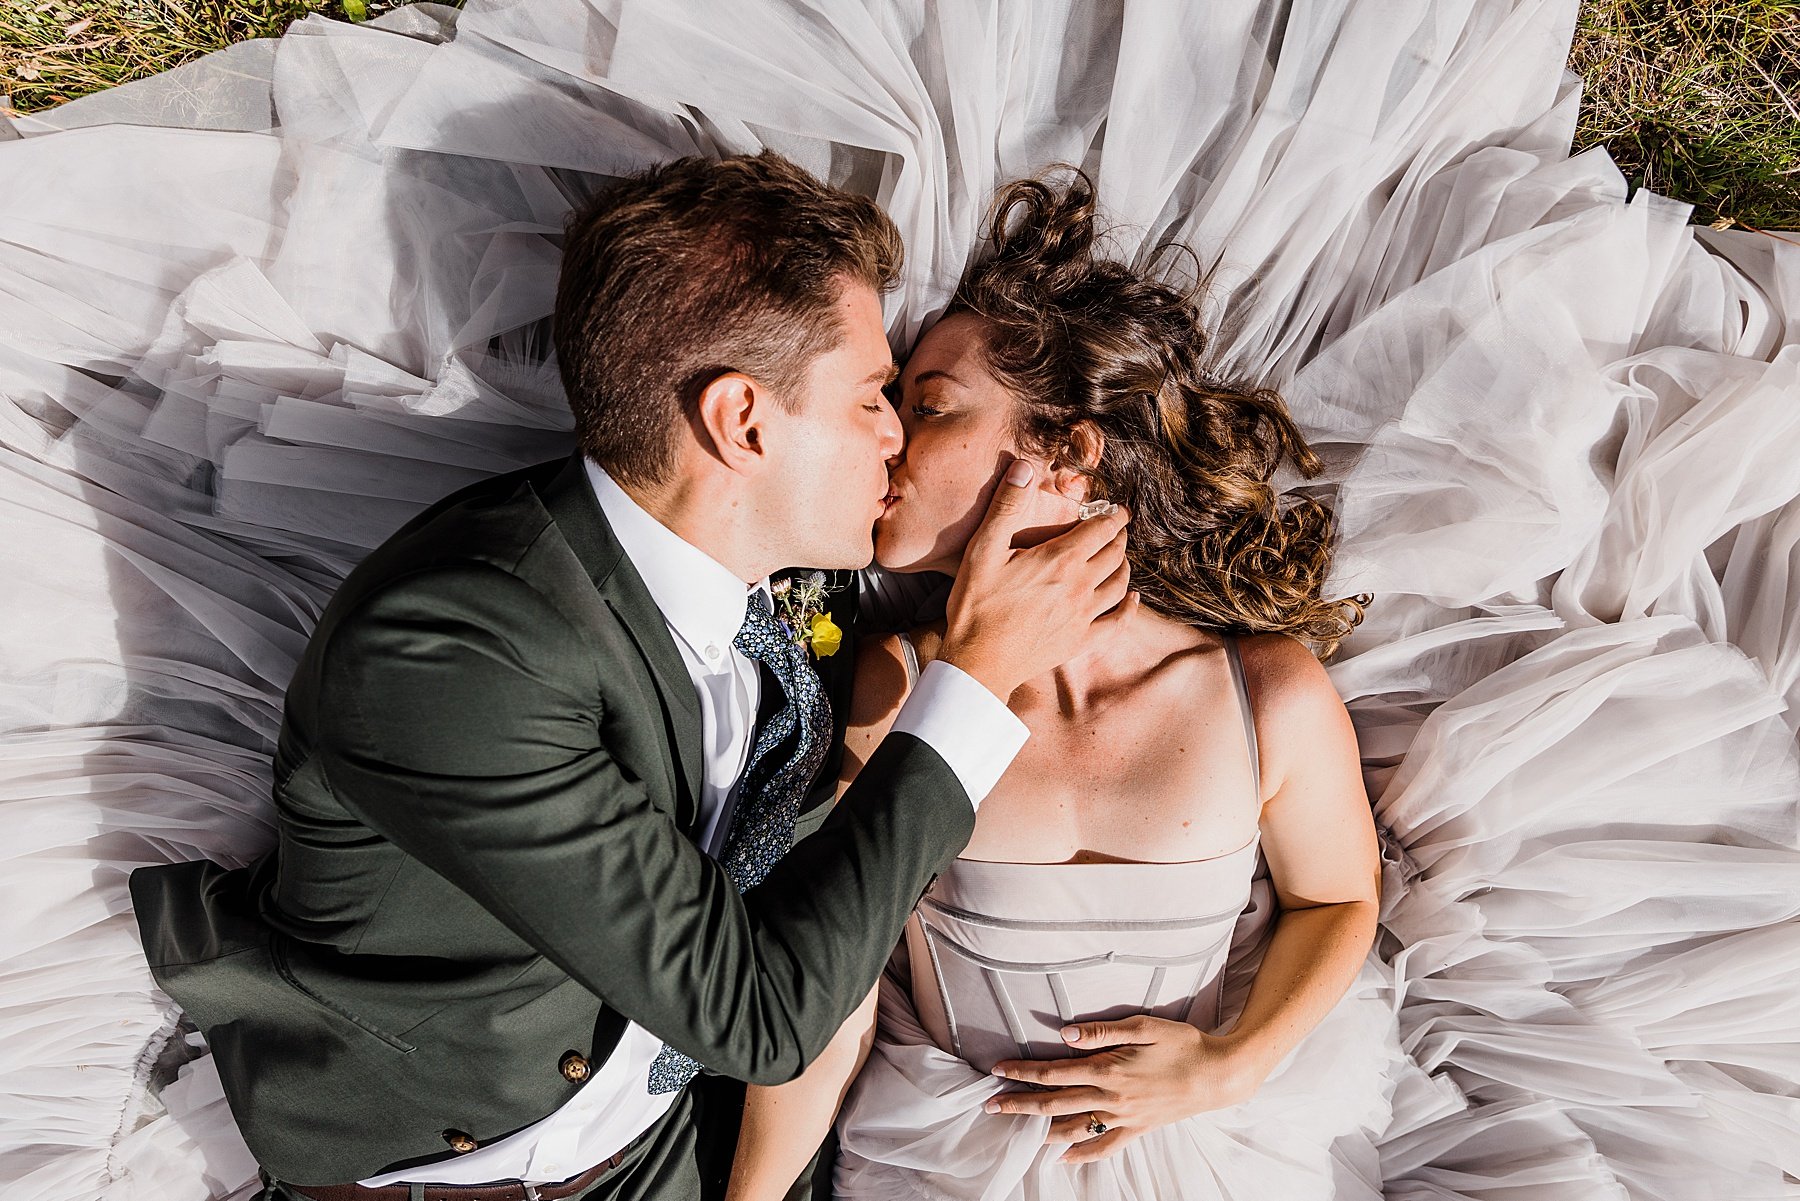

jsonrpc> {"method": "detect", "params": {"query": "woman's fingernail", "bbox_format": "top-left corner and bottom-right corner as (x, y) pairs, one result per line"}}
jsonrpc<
(990, 1065), (1008, 1078)
(1005, 459), (1033, 486)
(984, 1100), (1001, 1114)
(1061, 1026), (1080, 1042)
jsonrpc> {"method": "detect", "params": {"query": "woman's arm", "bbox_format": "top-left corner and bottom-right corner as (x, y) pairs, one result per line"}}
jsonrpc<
(724, 631), (916, 1201)
(985, 633), (1381, 1163)
(724, 986), (879, 1201)
(1199, 633), (1382, 1079)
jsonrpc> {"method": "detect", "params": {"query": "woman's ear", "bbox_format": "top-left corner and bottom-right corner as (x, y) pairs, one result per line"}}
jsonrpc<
(694, 371), (765, 471)
(1068, 420), (1105, 470)
(1047, 421), (1105, 501)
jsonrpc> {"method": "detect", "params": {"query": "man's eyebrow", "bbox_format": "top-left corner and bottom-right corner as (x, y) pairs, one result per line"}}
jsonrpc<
(861, 362), (900, 387)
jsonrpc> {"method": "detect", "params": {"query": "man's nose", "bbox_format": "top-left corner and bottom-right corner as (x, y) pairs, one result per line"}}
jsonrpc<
(879, 400), (905, 460)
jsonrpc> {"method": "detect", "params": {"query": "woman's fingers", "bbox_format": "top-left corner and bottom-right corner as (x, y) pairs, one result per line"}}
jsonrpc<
(1062, 1014), (1176, 1048)
(1045, 1112), (1116, 1145)
(983, 1084), (1108, 1117)
(990, 1055), (1105, 1087)
(1057, 1124), (1138, 1164)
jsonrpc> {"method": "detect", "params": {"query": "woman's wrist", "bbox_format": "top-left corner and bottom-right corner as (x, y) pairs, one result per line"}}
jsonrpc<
(1206, 1030), (1281, 1100)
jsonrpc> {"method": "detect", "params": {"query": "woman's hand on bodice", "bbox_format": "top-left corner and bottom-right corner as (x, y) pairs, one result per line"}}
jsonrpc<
(984, 1015), (1269, 1163)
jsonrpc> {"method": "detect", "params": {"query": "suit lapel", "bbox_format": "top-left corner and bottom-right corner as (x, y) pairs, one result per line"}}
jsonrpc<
(534, 454), (706, 833)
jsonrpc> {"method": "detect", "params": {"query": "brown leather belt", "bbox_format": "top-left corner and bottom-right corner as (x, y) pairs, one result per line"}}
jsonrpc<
(289, 1148), (626, 1201)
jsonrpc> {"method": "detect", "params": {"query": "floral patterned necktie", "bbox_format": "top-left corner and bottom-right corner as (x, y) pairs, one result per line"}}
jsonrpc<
(647, 588), (832, 1095)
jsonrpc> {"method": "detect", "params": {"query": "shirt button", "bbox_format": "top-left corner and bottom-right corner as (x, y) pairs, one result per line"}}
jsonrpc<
(705, 644), (722, 662)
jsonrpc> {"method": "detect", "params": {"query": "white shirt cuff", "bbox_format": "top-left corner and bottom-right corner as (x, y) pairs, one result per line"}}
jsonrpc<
(889, 659), (1028, 808)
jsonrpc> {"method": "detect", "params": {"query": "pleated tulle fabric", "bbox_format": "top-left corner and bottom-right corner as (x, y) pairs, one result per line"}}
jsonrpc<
(2, 1), (1797, 1198)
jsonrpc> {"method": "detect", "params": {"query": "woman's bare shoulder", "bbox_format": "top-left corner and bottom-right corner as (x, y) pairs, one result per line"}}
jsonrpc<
(849, 620), (945, 730)
(1232, 631), (1356, 795)
(849, 630), (913, 733)
(906, 619), (948, 668)
(834, 631), (916, 803)
(1233, 632), (1339, 708)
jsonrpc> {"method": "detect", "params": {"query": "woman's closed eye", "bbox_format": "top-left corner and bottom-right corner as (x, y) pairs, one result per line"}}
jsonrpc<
(909, 401), (944, 418)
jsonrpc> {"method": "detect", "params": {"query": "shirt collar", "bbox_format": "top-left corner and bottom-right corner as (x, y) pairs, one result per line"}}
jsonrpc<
(584, 459), (770, 662)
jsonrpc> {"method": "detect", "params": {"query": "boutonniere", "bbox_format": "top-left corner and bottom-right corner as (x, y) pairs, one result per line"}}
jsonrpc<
(771, 570), (844, 659)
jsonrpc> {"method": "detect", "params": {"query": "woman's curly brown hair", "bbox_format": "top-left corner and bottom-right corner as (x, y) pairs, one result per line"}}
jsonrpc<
(945, 166), (1369, 658)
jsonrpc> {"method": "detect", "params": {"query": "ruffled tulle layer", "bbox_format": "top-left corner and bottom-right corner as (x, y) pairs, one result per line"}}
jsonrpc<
(2, 1), (1797, 1198)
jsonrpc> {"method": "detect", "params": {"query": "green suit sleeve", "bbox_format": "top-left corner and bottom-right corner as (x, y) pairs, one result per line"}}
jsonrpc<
(315, 562), (972, 1086)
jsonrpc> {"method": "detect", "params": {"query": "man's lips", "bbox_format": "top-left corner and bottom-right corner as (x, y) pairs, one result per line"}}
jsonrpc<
(879, 489), (901, 514)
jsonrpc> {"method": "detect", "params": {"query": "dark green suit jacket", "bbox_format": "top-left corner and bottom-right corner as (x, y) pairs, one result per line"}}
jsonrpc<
(129, 453), (972, 1186)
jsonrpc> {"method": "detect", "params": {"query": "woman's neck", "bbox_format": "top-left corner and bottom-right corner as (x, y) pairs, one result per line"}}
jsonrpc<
(940, 601), (1194, 718)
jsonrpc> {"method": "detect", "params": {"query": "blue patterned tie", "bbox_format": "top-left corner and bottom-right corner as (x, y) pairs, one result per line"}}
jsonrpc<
(646, 588), (832, 1095)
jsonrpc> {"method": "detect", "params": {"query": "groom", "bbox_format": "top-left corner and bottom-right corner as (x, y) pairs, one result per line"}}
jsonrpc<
(130, 150), (1131, 1200)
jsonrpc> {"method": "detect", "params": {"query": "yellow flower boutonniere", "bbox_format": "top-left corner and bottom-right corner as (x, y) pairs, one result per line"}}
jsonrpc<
(807, 611), (843, 658)
(771, 570), (845, 659)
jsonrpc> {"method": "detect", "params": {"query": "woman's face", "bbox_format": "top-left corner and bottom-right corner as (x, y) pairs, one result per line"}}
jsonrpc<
(874, 312), (1081, 575)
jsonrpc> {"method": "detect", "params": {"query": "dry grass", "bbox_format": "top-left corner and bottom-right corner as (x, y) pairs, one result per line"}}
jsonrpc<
(0, 0), (406, 110)
(2, 0), (1798, 228)
(1570, 0), (1800, 228)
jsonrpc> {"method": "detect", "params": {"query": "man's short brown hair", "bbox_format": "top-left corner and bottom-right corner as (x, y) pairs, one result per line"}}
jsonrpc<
(553, 150), (904, 486)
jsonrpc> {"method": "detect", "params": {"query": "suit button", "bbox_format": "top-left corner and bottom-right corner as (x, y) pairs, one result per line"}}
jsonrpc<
(443, 1130), (478, 1154)
(559, 1051), (592, 1083)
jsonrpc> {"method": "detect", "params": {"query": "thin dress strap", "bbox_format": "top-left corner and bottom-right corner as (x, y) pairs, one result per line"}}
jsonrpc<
(897, 631), (922, 688)
(1223, 635), (1262, 801)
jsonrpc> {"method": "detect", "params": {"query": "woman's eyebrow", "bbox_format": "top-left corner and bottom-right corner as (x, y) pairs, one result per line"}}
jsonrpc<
(911, 369), (963, 387)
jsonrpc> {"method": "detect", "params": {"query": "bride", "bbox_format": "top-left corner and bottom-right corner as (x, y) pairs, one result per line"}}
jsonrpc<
(725, 170), (1401, 1200)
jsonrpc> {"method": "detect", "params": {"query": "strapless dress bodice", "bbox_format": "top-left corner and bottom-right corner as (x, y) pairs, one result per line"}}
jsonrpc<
(900, 838), (1276, 1073)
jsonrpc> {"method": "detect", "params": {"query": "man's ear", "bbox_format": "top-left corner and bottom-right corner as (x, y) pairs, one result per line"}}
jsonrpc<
(693, 371), (768, 472)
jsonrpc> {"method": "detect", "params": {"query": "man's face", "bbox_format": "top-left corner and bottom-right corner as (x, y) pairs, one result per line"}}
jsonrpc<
(758, 278), (904, 570)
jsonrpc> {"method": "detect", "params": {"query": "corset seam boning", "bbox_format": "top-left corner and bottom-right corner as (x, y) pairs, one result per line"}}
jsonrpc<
(918, 895), (1246, 933)
(925, 936), (1222, 976)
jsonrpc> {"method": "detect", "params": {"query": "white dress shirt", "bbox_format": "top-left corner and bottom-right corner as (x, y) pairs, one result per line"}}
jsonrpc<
(361, 460), (1028, 1186)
